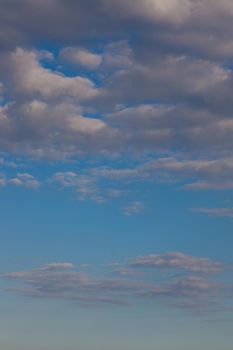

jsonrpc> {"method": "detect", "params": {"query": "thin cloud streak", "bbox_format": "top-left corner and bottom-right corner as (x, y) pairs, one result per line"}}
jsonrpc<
(2, 251), (232, 315)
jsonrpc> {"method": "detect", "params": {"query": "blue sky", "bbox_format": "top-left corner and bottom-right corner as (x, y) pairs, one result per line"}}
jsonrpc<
(0, 1), (233, 349)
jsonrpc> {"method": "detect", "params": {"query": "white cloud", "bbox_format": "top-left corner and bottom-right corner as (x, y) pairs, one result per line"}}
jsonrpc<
(60, 47), (102, 69)
(7, 48), (98, 99)
(0, 172), (40, 189)
(68, 115), (106, 134)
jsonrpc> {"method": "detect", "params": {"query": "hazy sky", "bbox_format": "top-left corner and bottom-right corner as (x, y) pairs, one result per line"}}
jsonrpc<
(0, 1), (233, 349)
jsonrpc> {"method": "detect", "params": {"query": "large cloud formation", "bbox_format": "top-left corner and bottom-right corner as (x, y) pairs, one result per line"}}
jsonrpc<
(2, 251), (232, 315)
(0, 0), (233, 162)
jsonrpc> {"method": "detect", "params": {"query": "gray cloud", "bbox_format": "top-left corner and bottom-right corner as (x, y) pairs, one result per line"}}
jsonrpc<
(92, 157), (233, 190)
(0, 0), (233, 198)
(129, 252), (225, 273)
(60, 47), (102, 69)
(2, 252), (231, 314)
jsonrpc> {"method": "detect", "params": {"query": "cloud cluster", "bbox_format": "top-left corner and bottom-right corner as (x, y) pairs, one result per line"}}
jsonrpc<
(0, 1), (232, 165)
(2, 251), (231, 314)
(0, 172), (40, 189)
(91, 156), (233, 190)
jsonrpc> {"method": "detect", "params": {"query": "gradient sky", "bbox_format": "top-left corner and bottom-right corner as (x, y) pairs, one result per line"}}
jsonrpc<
(0, 1), (233, 349)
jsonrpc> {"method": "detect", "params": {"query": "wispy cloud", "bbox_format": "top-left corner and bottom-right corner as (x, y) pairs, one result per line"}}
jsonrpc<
(129, 252), (225, 273)
(123, 201), (145, 216)
(193, 208), (233, 218)
(2, 251), (232, 314)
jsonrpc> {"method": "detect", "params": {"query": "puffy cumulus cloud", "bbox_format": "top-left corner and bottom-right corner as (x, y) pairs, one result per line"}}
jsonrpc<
(0, 102), (116, 159)
(0, 0), (232, 63)
(60, 47), (102, 69)
(0, 47), (128, 159)
(2, 252), (231, 313)
(2, 48), (97, 100)
(68, 115), (106, 134)
(0, 42), (232, 161)
(130, 252), (225, 273)
(0, 0), (192, 50)
(8, 173), (40, 189)
(122, 0), (194, 23)
(0, 2), (233, 172)
(0, 171), (40, 189)
(0, 0), (233, 73)
(101, 55), (231, 110)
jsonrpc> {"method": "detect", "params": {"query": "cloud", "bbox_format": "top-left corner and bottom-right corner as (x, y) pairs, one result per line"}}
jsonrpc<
(51, 171), (101, 201)
(3, 48), (98, 100)
(138, 276), (222, 298)
(193, 208), (233, 218)
(92, 157), (233, 190)
(113, 268), (142, 277)
(130, 252), (225, 273)
(3, 262), (147, 306)
(51, 171), (128, 203)
(60, 47), (102, 69)
(0, 172), (40, 190)
(123, 201), (145, 216)
(0, 42), (233, 161)
(40, 263), (75, 271)
(0, 0), (233, 202)
(2, 252), (231, 314)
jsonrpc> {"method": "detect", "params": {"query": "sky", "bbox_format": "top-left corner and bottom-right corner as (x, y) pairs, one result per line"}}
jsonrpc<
(0, 0), (233, 349)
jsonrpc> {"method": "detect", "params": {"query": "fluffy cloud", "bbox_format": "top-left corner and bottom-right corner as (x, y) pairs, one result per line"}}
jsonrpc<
(60, 47), (102, 69)
(3, 48), (98, 100)
(0, 1), (232, 195)
(0, 172), (40, 189)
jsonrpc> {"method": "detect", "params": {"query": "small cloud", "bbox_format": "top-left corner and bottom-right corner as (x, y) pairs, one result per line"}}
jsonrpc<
(12, 173), (40, 189)
(123, 201), (144, 216)
(129, 252), (225, 274)
(107, 189), (124, 198)
(60, 47), (102, 69)
(40, 262), (75, 271)
(113, 268), (142, 277)
(192, 207), (233, 218)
